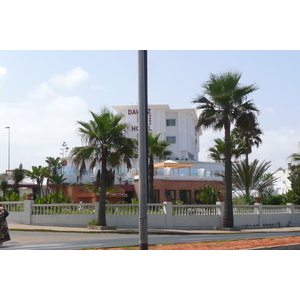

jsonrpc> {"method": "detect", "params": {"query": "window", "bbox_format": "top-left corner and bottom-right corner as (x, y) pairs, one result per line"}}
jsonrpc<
(166, 119), (176, 126)
(165, 190), (176, 201)
(194, 190), (202, 204)
(166, 136), (176, 144)
(179, 190), (191, 204)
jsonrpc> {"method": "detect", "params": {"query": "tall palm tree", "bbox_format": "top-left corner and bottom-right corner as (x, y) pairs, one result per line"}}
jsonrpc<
(70, 108), (136, 226)
(231, 159), (277, 202)
(232, 112), (263, 165)
(147, 133), (172, 203)
(193, 71), (259, 228)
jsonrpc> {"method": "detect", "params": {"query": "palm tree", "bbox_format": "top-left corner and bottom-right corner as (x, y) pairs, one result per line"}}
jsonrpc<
(0, 180), (8, 200)
(288, 142), (300, 166)
(231, 159), (277, 202)
(287, 143), (300, 199)
(46, 157), (63, 177)
(232, 112), (263, 165)
(208, 134), (247, 163)
(70, 108), (136, 226)
(196, 185), (220, 204)
(45, 157), (65, 201)
(193, 71), (259, 228)
(26, 165), (47, 198)
(147, 133), (172, 203)
(12, 163), (26, 196)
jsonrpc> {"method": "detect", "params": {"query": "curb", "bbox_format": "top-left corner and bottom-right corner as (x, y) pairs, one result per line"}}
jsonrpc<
(8, 227), (300, 235)
(249, 243), (300, 250)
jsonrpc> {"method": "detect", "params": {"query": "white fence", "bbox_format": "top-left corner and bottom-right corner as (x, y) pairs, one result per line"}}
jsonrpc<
(1, 200), (300, 229)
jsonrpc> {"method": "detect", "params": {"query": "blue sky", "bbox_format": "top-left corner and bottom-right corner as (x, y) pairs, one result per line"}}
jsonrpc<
(0, 50), (299, 173)
(1, 0), (300, 175)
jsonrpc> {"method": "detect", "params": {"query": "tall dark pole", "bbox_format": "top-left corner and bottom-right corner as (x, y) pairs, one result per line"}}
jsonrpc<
(5, 127), (10, 172)
(138, 50), (149, 250)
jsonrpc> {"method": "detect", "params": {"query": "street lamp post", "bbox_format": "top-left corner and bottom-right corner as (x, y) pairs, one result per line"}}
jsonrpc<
(138, 50), (149, 250)
(5, 127), (10, 172)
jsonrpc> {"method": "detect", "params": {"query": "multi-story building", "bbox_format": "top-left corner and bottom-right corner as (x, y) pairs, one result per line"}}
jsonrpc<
(112, 104), (201, 161)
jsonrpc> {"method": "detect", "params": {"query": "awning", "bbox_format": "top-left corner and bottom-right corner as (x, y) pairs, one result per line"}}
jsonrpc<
(154, 160), (194, 169)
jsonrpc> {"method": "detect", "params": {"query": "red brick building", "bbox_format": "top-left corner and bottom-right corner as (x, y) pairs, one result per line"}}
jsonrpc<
(134, 178), (224, 204)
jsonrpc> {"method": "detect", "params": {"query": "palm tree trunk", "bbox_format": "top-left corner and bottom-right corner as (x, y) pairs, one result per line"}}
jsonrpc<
(98, 154), (107, 226)
(222, 122), (234, 227)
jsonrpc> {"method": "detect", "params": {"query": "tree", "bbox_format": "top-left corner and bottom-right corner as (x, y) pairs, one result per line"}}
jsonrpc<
(208, 134), (247, 163)
(147, 133), (172, 203)
(287, 146), (300, 203)
(12, 163), (26, 196)
(46, 157), (63, 177)
(45, 157), (65, 201)
(193, 71), (259, 228)
(26, 166), (46, 198)
(0, 180), (8, 200)
(232, 112), (263, 165)
(231, 159), (277, 203)
(70, 108), (136, 226)
(196, 185), (220, 204)
(288, 142), (300, 166)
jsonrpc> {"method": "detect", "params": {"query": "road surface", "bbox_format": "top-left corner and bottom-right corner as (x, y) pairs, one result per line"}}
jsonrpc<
(2, 230), (300, 250)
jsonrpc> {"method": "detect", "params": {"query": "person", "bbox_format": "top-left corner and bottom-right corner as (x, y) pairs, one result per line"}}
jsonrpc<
(0, 204), (11, 247)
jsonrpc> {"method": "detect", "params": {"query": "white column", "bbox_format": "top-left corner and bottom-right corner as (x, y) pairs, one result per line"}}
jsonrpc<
(163, 202), (173, 229)
(286, 203), (295, 225)
(216, 201), (224, 226)
(24, 200), (34, 225)
(254, 203), (263, 227)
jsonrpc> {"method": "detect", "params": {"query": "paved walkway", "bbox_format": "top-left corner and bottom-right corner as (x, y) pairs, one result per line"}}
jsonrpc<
(7, 221), (300, 235)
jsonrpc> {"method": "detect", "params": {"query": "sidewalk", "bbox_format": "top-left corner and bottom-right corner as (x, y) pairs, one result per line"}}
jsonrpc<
(7, 221), (300, 235)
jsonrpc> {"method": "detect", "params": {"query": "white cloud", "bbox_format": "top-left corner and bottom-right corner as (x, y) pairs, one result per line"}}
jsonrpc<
(28, 82), (56, 100)
(49, 67), (89, 89)
(0, 95), (90, 171)
(252, 127), (300, 171)
(0, 66), (7, 89)
(0, 67), (92, 171)
(91, 84), (105, 90)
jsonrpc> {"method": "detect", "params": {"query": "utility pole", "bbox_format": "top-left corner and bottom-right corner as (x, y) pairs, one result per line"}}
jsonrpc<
(138, 50), (149, 250)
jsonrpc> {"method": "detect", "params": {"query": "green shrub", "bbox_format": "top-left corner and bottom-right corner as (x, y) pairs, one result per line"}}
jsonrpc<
(267, 195), (285, 205)
(88, 219), (98, 226)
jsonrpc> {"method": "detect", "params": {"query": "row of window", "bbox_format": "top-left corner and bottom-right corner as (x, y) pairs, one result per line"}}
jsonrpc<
(166, 119), (176, 144)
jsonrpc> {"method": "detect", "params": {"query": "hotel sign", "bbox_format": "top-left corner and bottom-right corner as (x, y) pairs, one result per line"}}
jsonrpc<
(127, 109), (152, 132)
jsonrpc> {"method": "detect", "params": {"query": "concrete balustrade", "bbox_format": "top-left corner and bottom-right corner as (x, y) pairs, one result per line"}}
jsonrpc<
(1, 201), (300, 230)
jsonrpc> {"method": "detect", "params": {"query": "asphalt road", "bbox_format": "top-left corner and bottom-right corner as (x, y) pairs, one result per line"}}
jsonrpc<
(2, 230), (300, 250)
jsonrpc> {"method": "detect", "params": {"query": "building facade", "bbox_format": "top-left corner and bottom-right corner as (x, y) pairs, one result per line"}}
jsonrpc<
(112, 104), (202, 161)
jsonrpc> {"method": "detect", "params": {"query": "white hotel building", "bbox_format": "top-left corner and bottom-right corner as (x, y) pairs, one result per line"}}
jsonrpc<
(112, 104), (201, 161)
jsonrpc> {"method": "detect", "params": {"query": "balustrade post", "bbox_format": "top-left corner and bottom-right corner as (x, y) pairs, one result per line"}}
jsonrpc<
(24, 200), (34, 225)
(254, 203), (263, 227)
(286, 203), (295, 225)
(216, 201), (224, 226)
(94, 202), (99, 217)
(163, 202), (173, 229)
